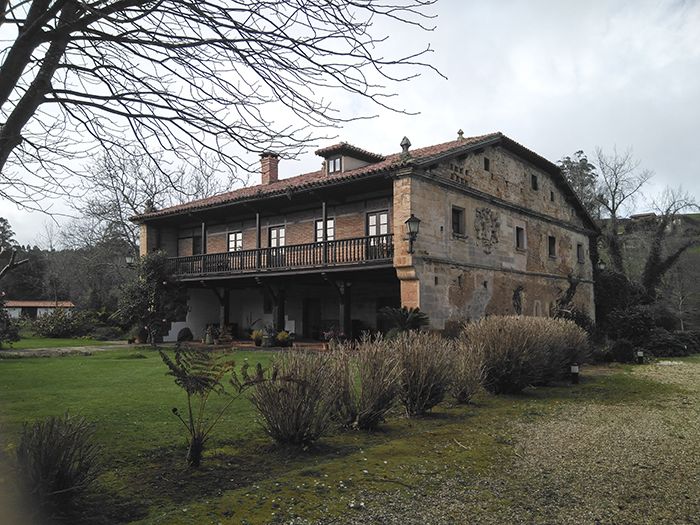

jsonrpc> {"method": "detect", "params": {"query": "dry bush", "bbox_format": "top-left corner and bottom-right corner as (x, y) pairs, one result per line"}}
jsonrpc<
(332, 336), (400, 431)
(461, 316), (589, 394)
(450, 338), (486, 404)
(395, 331), (453, 417)
(16, 413), (101, 512)
(249, 351), (338, 446)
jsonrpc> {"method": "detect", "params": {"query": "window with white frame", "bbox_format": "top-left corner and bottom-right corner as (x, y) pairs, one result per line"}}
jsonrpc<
(315, 218), (335, 242)
(328, 157), (342, 174)
(228, 231), (243, 252)
(269, 226), (285, 247)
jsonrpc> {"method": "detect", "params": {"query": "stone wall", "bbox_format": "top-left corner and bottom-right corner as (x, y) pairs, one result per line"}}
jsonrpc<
(393, 144), (595, 329)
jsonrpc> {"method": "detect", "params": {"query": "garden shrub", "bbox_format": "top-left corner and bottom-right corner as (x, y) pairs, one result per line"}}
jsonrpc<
(641, 329), (696, 357)
(32, 309), (95, 338)
(395, 331), (453, 416)
(249, 351), (339, 445)
(462, 316), (589, 394)
(0, 298), (20, 348)
(610, 338), (634, 363)
(16, 413), (101, 512)
(450, 337), (485, 404)
(176, 327), (194, 342)
(332, 336), (400, 430)
(606, 306), (655, 344)
(89, 325), (123, 341)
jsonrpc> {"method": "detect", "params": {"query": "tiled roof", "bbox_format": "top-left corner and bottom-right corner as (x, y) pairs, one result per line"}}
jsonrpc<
(314, 142), (385, 162)
(5, 300), (75, 308)
(132, 132), (502, 221)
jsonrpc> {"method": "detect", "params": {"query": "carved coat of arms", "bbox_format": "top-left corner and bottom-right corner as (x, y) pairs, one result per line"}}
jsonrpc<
(474, 207), (500, 253)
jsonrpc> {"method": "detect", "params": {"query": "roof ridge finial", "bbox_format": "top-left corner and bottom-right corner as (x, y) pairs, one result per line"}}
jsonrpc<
(457, 129), (464, 140)
(400, 136), (411, 155)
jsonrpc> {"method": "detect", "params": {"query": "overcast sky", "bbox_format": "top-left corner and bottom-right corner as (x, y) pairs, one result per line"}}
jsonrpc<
(4, 0), (700, 245)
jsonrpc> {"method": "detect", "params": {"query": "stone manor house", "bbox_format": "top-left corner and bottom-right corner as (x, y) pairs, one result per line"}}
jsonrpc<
(132, 132), (597, 341)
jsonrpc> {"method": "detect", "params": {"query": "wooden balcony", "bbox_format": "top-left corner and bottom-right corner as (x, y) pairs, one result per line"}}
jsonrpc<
(168, 234), (394, 279)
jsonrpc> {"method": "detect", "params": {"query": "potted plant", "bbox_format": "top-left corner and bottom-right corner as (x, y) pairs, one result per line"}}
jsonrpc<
(276, 330), (292, 347)
(251, 329), (263, 347)
(204, 325), (214, 345)
(262, 325), (277, 347)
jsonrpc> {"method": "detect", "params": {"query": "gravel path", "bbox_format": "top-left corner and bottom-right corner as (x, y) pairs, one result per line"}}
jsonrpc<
(0, 341), (128, 357)
(312, 361), (700, 525)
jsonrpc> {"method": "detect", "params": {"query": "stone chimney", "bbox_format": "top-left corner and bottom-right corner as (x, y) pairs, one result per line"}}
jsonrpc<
(260, 152), (279, 185)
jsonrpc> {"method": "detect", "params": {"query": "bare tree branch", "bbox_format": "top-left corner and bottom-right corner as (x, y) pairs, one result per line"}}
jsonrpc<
(0, 247), (29, 282)
(1, 0), (442, 210)
(595, 146), (653, 273)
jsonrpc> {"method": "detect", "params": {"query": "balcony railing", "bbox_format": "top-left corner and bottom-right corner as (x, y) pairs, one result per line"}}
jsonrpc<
(168, 234), (394, 278)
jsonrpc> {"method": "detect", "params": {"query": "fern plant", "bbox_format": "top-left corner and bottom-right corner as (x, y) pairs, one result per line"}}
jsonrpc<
(379, 306), (430, 333)
(159, 344), (264, 467)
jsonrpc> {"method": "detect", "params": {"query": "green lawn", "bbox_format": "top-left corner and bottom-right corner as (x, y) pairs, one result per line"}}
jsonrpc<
(0, 350), (698, 524)
(2, 334), (112, 350)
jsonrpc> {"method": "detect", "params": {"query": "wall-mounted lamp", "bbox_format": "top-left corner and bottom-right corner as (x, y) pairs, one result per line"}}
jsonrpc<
(125, 255), (135, 266)
(597, 260), (607, 271)
(405, 214), (421, 254)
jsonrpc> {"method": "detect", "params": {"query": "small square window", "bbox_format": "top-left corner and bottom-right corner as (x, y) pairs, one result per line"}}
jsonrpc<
(328, 157), (342, 173)
(577, 243), (585, 264)
(483, 157), (490, 171)
(452, 206), (465, 235)
(550, 190), (555, 202)
(548, 235), (557, 258)
(515, 226), (526, 250)
(531, 174), (539, 191)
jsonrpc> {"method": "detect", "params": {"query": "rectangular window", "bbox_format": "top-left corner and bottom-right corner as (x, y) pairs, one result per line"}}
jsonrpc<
(531, 174), (539, 191)
(192, 235), (203, 255)
(515, 226), (526, 250)
(577, 243), (585, 264)
(328, 157), (342, 173)
(452, 206), (465, 235)
(228, 231), (243, 252)
(367, 211), (389, 236)
(269, 226), (285, 247)
(483, 157), (490, 171)
(315, 218), (335, 242)
(550, 190), (555, 202)
(548, 235), (557, 258)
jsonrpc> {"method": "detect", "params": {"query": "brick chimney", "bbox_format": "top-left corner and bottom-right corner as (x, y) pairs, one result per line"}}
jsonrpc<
(260, 152), (279, 185)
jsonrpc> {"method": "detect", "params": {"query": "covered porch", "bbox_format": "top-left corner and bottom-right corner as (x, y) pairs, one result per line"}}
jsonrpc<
(165, 267), (401, 343)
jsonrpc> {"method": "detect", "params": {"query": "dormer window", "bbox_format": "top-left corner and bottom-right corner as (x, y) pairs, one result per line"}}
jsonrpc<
(315, 142), (384, 176)
(328, 157), (342, 174)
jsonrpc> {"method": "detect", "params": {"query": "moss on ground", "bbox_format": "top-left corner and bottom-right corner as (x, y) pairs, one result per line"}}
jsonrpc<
(0, 352), (691, 524)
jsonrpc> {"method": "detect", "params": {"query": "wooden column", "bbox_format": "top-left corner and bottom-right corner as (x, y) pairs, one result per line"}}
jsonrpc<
(273, 288), (286, 332)
(218, 288), (230, 329)
(338, 282), (352, 338)
(201, 221), (207, 253)
(255, 212), (261, 268)
(322, 201), (328, 264)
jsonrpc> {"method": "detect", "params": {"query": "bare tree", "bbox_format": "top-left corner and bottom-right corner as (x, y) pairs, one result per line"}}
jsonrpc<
(639, 187), (699, 298)
(0, 216), (28, 282)
(595, 147), (653, 273)
(661, 255), (700, 331)
(0, 0), (440, 209)
(65, 148), (235, 253)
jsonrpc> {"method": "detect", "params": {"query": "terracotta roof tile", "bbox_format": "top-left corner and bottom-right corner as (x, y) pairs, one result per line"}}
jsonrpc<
(5, 300), (75, 308)
(314, 142), (385, 162)
(133, 132), (502, 221)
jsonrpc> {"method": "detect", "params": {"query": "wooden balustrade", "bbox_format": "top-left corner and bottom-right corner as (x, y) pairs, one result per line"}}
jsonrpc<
(167, 234), (394, 277)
